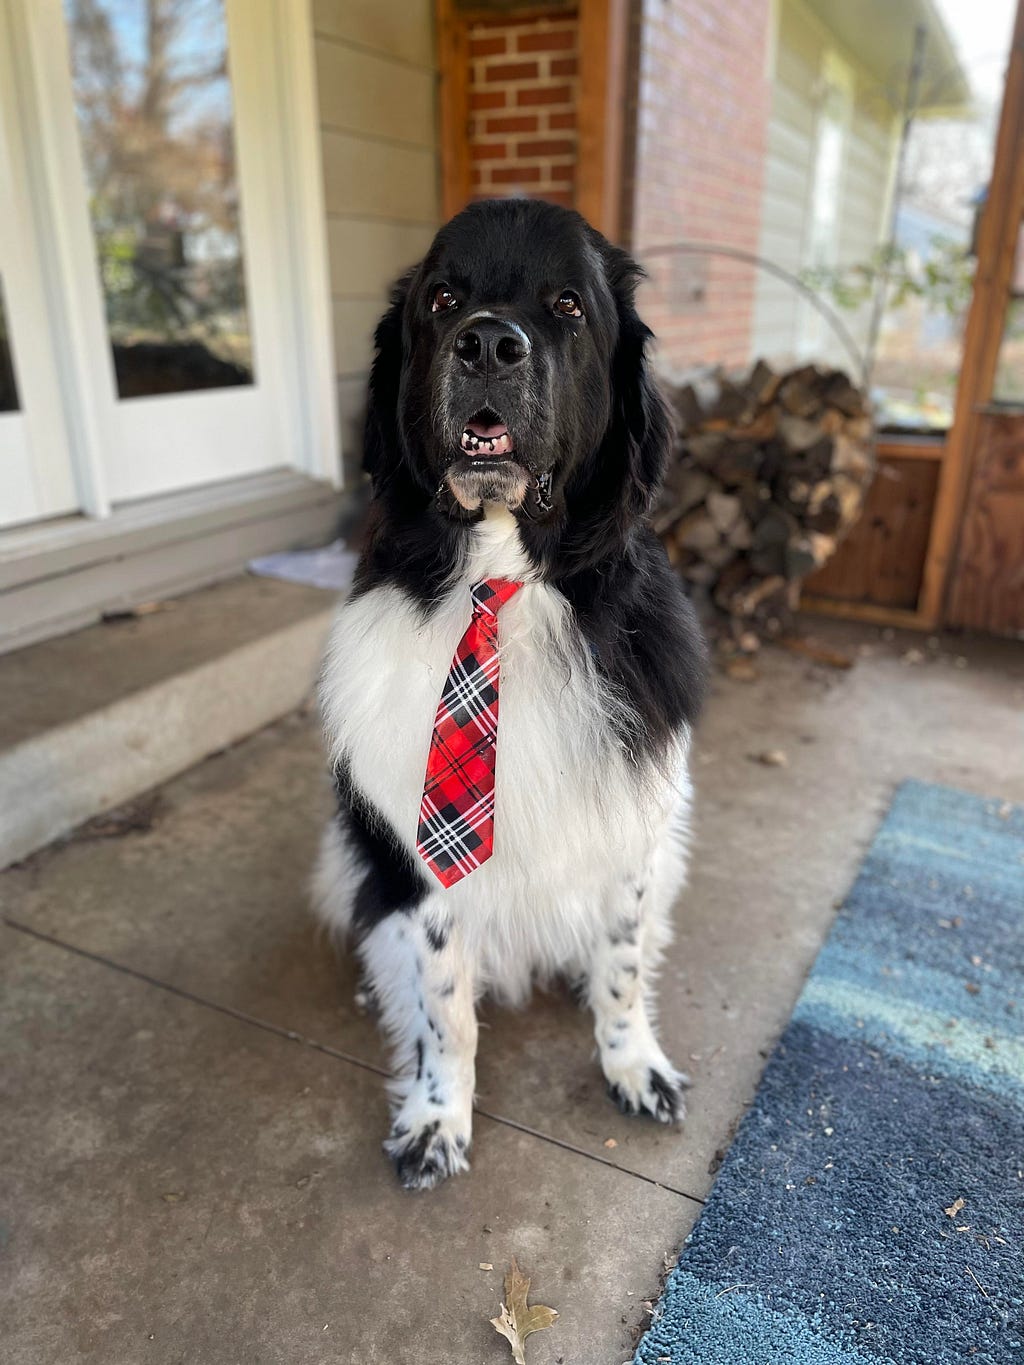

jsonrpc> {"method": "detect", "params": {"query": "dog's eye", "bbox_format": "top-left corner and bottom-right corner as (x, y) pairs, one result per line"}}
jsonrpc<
(431, 285), (458, 314)
(554, 291), (583, 319)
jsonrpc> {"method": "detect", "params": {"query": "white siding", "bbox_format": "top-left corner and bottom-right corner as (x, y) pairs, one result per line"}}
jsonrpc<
(313, 0), (441, 480)
(751, 0), (897, 371)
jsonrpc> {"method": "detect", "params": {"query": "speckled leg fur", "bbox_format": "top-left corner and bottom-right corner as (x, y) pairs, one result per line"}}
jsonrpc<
(358, 899), (477, 1190)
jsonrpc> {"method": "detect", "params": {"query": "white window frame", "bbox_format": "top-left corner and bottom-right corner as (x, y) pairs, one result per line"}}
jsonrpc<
(798, 49), (855, 360)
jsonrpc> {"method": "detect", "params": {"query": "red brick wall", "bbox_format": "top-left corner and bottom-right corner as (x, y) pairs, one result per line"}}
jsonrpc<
(629, 0), (772, 373)
(468, 13), (579, 208)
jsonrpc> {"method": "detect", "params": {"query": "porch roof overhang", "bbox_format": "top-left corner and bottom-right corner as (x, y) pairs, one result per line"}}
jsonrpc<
(805, 0), (973, 116)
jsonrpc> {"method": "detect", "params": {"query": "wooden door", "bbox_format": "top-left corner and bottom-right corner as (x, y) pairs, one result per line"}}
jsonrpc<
(949, 412), (1024, 632)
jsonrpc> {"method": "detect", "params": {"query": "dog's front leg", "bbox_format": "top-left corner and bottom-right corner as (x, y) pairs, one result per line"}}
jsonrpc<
(358, 899), (476, 1189)
(589, 875), (689, 1124)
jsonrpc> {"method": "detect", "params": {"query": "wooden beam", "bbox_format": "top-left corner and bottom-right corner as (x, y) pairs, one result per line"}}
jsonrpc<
(799, 597), (933, 632)
(875, 436), (945, 462)
(916, 0), (1024, 626)
(436, 0), (472, 220)
(576, 0), (629, 238)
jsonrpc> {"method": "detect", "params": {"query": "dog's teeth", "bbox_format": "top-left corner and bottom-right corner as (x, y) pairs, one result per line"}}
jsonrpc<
(461, 426), (514, 457)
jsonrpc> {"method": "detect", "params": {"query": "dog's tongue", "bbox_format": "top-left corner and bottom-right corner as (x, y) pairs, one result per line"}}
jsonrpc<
(465, 420), (508, 440)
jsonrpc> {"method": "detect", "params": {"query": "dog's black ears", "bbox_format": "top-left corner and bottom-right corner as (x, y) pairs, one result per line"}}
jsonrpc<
(603, 245), (672, 521)
(362, 269), (415, 490)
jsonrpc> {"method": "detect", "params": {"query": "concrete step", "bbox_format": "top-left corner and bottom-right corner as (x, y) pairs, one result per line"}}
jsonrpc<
(0, 574), (337, 867)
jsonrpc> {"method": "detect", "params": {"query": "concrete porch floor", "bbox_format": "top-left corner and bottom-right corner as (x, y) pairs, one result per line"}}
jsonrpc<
(2, 618), (1022, 1365)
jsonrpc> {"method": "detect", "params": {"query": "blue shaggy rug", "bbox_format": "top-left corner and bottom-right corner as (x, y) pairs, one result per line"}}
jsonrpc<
(635, 781), (1023, 1365)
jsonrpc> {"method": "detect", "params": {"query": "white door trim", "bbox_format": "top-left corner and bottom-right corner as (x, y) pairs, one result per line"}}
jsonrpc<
(4, 0), (113, 516)
(0, 0), (80, 526)
(267, 0), (343, 490)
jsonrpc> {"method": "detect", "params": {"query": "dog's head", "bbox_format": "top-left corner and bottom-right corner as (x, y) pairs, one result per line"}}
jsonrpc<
(364, 199), (670, 531)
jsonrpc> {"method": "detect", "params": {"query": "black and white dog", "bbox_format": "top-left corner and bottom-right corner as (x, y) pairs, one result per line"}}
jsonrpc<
(314, 199), (706, 1190)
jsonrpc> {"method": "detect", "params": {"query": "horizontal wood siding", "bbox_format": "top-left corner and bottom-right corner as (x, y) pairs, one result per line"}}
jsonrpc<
(313, 0), (441, 479)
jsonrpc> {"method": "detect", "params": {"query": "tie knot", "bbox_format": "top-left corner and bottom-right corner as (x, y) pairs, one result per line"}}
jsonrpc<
(471, 579), (522, 616)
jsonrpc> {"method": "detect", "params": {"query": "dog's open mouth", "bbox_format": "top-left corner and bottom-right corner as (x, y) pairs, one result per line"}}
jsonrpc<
(446, 408), (530, 511)
(460, 409), (514, 460)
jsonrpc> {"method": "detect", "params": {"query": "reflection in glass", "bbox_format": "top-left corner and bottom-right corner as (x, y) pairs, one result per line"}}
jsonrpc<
(0, 276), (20, 412)
(865, 11), (1016, 433)
(993, 225), (1024, 405)
(994, 297), (1024, 404)
(64, 0), (253, 399)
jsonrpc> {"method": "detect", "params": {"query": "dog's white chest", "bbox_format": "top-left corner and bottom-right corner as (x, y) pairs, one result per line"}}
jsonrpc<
(320, 512), (685, 988)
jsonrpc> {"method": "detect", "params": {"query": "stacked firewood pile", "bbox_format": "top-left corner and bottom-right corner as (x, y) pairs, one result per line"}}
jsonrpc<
(654, 361), (875, 644)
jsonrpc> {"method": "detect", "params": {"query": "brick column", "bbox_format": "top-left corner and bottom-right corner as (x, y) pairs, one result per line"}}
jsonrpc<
(467, 14), (580, 208)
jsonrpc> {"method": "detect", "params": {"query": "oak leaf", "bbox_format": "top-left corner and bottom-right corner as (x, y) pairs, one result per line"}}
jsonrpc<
(490, 1257), (558, 1364)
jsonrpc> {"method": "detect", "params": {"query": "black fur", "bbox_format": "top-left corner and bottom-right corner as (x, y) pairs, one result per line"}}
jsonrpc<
(385, 1118), (469, 1190)
(607, 1068), (685, 1123)
(424, 921), (449, 952)
(332, 757), (429, 930)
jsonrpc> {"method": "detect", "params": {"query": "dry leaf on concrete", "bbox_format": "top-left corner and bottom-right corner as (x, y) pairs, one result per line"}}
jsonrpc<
(490, 1257), (558, 1364)
(749, 748), (789, 768)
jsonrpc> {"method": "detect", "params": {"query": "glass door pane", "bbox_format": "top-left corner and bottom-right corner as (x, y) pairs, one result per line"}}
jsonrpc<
(25, 0), (304, 503)
(64, 0), (254, 399)
(993, 223), (1024, 403)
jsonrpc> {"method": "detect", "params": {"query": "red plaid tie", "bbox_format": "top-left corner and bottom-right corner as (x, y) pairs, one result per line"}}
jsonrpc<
(416, 578), (522, 888)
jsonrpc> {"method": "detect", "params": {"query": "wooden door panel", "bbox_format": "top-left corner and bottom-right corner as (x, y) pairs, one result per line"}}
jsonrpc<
(948, 411), (1024, 634)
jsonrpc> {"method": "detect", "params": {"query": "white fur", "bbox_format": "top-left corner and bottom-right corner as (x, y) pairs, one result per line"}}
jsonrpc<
(314, 507), (693, 1187)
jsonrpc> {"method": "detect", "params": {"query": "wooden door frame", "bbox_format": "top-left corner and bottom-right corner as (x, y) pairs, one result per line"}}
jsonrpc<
(917, 0), (1024, 627)
(435, 0), (630, 240)
(805, 0), (1024, 633)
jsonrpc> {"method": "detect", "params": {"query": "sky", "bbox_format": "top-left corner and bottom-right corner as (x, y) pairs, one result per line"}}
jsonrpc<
(895, 0), (1016, 227)
(933, 0), (1016, 103)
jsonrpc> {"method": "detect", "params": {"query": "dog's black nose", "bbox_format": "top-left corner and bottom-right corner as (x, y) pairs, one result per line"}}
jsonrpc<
(453, 318), (531, 375)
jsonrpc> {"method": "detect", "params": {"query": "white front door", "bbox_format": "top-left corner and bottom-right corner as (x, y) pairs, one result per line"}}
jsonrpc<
(0, 0), (337, 528)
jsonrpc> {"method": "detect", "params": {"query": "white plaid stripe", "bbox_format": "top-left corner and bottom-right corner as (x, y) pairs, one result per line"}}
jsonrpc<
(416, 788), (493, 866)
(440, 651), (500, 740)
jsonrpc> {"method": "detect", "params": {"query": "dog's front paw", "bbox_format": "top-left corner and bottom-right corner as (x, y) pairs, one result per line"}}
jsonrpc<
(604, 1056), (690, 1125)
(383, 1112), (471, 1191)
